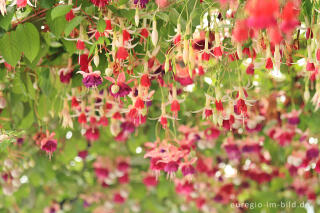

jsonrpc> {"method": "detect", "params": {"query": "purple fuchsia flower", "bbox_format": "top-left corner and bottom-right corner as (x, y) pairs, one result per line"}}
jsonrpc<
(77, 70), (102, 88)
(105, 72), (133, 98)
(134, 0), (149, 8)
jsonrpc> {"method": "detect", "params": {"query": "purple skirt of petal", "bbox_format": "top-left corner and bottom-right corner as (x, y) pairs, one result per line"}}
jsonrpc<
(109, 83), (132, 97)
(83, 75), (102, 88)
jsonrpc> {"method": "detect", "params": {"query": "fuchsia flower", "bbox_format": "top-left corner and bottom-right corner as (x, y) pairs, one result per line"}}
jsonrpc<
(65, 10), (75, 22)
(105, 72), (133, 98)
(59, 69), (73, 84)
(40, 131), (57, 159)
(143, 175), (158, 187)
(77, 68), (102, 88)
(85, 127), (100, 142)
(281, 1), (300, 34)
(90, 0), (111, 7)
(116, 47), (129, 60)
(232, 19), (249, 43)
(17, 0), (27, 8)
(245, 0), (279, 29)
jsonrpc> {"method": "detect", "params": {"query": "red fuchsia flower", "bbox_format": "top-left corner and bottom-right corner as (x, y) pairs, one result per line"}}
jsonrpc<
(78, 112), (87, 124)
(232, 19), (249, 43)
(40, 131), (57, 159)
(98, 116), (109, 126)
(265, 57), (273, 70)
(306, 61), (315, 71)
(170, 100), (180, 116)
(235, 98), (247, 117)
(105, 72), (133, 98)
(65, 10), (75, 22)
(143, 175), (158, 187)
(280, 1), (300, 34)
(90, 0), (111, 7)
(85, 127), (100, 142)
(59, 69), (73, 84)
(140, 74), (151, 88)
(118, 173), (129, 184)
(213, 46), (223, 57)
(204, 127), (220, 140)
(116, 46), (129, 60)
(76, 40), (85, 50)
(246, 63), (255, 75)
(268, 27), (282, 45)
(245, 0), (279, 29)
(269, 127), (295, 146)
(113, 192), (126, 204)
(175, 181), (194, 195)
(17, 0), (27, 8)
(140, 28), (149, 42)
(79, 54), (90, 72)
(122, 29), (131, 45)
(78, 150), (88, 159)
(316, 48), (320, 62)
(315, 158), (320, 173)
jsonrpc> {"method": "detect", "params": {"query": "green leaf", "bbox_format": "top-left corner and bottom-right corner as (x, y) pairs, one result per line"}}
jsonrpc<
(47, 15), (67, 37)
(0, 31), (21, 66)
(26, 74), (36, 99)
(51, 5), (72, 20)
(16, 23), (40, 62)
(97, 19), (106, 33)
(64, 16), (83, 36)
(0, 6), (15, 31)
(19, 110), (34, 129)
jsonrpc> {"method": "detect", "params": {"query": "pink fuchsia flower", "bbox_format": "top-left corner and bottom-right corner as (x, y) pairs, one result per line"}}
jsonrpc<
(245, 0), (279, 29)
(143, 175), (158, 187)
(90, 0), (111, 7)
(175, 181), (194, 195)
(280, 1), (300, 34)
(40, 131), (57, 159)
(180, 157), (197, 181)
(85, 127), (100, 142)
(105, 72), (133, 98)
(232, 19), (249, 43)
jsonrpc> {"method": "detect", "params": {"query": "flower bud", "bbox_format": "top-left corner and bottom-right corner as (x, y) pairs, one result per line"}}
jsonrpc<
(165, 56), (170, 73)
(183, 39), (189, 64)
(135, 8), (139, 27)
(105, 67), (113, 76)
(304, 85), (310, 102)
(93, 52), (99, 67)
(151, 18), (158, 46)
(111, 84), (120, 94)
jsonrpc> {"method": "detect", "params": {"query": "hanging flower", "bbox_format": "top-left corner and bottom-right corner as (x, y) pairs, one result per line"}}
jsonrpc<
(40, 131), (57, 159)
(105, 72), (133, 98)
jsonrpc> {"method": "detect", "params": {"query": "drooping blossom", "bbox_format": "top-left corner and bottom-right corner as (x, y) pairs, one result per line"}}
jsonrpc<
(40, 131), (57, 158)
